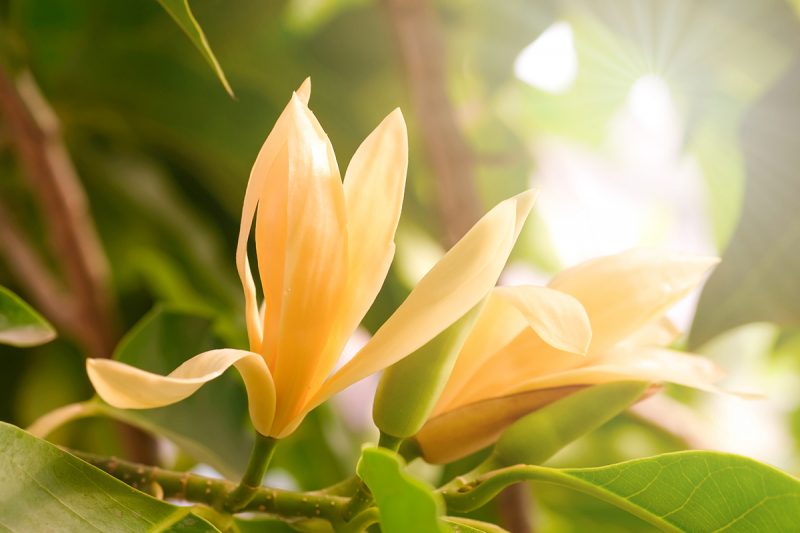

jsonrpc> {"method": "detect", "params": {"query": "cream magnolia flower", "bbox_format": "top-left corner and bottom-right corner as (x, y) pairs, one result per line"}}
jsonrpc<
(86, 80), (536, 439)
(416, 248), (723, 463)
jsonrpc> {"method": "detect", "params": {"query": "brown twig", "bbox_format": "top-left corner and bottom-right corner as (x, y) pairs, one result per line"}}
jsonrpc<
(381, 0), (483, 247)
(0, 67), (116, 357)
(0, 67), (157, 463)
(496, 483), (535, 533)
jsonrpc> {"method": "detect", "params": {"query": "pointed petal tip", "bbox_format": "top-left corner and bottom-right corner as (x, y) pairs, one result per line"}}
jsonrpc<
(297, 77), (311, 103)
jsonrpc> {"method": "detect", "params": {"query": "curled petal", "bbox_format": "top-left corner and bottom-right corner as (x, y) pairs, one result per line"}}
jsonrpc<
(549, 249), (718, 352)
(437, 285), (591, 412)
(87, 349), (276, 435)
(306, 190), (537, 412)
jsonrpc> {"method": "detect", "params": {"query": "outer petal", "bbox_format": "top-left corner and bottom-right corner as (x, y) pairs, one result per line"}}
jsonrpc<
(435, 285), (591, 413)
(548, 249), (718, 352)
(86, 349), (276, 435)
(236, 79), (311, 352)
(306, 190), (538, 411)
(416, 386), (584, 464)
(269, 95), (349, 434)
(503, 347), (726, 396)
(339, 109), (408, 343)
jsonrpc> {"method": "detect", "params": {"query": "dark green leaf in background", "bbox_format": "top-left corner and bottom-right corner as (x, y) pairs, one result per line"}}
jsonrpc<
(0, 422), (219, 532)
(155, 0), (234, 96)
(0, 286), (55, 347)
(691, 58), (800, 348)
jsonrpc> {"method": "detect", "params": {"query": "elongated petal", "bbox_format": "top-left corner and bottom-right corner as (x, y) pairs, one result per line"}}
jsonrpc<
(436, 286), (591, 412)
(86, 349), (276, 435)
(269, 95), (349, 434)
(503, 347), (726, 396)
(339, 109), (408, 342)
(548, 249), (718, 352)
(307, 190), (538, 411)
(236, 79), (311, 352)
(416, 386), (584, 464)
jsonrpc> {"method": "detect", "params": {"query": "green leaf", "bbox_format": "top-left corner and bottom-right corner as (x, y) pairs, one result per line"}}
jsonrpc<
(491, 382), (649, 467)
(443, 451), (800, 532)
(690, 59), (800, 347)
(155, 0), (234, 96)
(357, 447), (448, 533)
(0, 422), (219, 532)
(105, 307), (252, 478)
(0, 286), (55, 347)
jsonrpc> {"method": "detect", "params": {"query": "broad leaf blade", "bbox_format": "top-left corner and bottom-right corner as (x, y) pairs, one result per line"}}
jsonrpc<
(155, 0), (234, 96)
(444, 452), (800, 532)
(0, 286), (55, 347)
(690, 59), (800, 347)
(0, 422), (219, 532)
(357, 447), (447, 533)
(109, 307), (252, 478)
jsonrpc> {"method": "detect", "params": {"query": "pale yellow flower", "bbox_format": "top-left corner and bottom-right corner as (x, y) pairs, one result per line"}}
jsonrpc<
(86, 80), (536, 438)
(416, 249), (723, 463)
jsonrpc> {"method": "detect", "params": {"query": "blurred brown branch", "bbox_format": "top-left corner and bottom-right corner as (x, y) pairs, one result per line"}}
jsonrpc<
(0, 67), (157, 463)
(0, 68), (116, 357)
(381, 0), (483, 247)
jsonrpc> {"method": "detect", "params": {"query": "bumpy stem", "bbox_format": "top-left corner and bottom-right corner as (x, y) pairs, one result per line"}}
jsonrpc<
(224, 433), (277, 512)
(342, 432), (405, 521)
(71, 450), (347, 520)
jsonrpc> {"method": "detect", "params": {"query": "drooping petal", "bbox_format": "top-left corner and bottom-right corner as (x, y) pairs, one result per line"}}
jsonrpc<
(236, 79), (311, 352)
(548, 249), (719, 352)
(339, 109), (408, 343)
(306, 190), (538, 413)
(435, 285), (591, 412)
(268, 94), (349, 435)
(86, 349), (276, 435)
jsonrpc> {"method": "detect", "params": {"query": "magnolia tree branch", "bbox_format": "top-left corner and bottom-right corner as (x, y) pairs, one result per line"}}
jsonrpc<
(72, 450), (348, 522)
(0, 67), (116, 357)
(381, 0), (483, 247)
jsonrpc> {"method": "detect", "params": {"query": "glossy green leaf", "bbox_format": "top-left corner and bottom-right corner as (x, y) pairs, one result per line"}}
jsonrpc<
(107, 307), (252, 478)
(357, 447), (447, 533)
(491, 382), (649, 468)
(444, 451), (800, 532)
(0, 422), (219, 532)
(0, 286), (55, 347)
(155, 0), (234, 96)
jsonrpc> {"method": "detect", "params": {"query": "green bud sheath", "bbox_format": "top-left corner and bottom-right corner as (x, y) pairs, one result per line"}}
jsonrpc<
(373, 302), (484, 439)
(491, 381), (649, 467)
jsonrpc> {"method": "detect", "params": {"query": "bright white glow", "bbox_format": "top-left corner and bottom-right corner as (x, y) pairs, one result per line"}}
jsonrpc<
(627, 74), (674, 131)
(514, 22), (578, 94)
(526, 71), (712, 330)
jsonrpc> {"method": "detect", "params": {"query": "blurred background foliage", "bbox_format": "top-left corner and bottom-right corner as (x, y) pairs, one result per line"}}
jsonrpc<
(2, 0), (800, 530)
